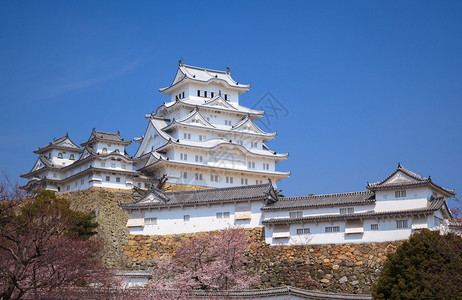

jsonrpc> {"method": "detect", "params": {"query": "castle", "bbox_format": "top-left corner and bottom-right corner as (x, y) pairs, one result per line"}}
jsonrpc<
(21, 61), (289, 192)
(21, 62), (457, 245)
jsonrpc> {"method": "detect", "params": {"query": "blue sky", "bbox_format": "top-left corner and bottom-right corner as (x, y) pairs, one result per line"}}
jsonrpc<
(1, 1), (461, 205)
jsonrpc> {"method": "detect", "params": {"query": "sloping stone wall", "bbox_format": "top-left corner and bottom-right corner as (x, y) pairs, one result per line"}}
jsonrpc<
(124, 228), (403, 294)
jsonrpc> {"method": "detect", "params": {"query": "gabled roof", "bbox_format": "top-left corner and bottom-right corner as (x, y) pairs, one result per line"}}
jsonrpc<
(262, 197), (448, 225)
(203, 95), (238, 110)
(154, 99), (264, 120)
(163, 108), (216, 131)
(231, 116), (274, 136)
(120, 182), (277, 209)
(367, 163), (455, 197)
(81, 129), (131, 147)
(262, 191), (375, 211)
(159, 63), (250, 94)
(34, 134), (83, 154)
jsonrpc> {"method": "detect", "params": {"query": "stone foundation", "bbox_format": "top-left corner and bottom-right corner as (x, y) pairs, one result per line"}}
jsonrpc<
(124, 227), (402, 294)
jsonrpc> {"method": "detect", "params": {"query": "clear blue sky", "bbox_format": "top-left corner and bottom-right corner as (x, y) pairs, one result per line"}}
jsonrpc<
(1, 1), (461, 206)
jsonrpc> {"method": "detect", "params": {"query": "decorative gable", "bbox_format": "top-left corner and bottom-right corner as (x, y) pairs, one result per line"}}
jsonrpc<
(203, 96), (237, 110)
(177, 109), (215, 128)
(383, 171), (417, 184)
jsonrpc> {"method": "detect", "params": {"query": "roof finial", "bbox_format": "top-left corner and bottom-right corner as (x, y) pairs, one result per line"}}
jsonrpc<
(117, 130), (120, 135)
(179, 57), (183, 66)
(66, 132), (68, 137)
(398, 162), (402, 168)
(219, 90), (222, 95)
(92, 127), (96, 132)
(226, 65), (230, 73)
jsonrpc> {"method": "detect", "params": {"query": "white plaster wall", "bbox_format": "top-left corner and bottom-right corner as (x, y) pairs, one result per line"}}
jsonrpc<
(92, 142), (124, 154)
(375, 187), (431, 211)
(264, 203), (377, 220)
(128, 200), (265, 235)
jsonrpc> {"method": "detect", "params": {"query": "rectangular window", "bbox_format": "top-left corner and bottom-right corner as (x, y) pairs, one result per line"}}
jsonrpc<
(180, 153), (187, 161)
(226, 176), (233, 184)
(241, 178), (248, 185)
(204, 91), (208, 97)
(184, 215), (190, 222)
(210, 175), (219, 182)
(225, 120), (232, 126)
(105, 176), (110, 182)
(340, 207), (354, 214)
(256, 180), (263, 184)
(116, 177), (121, 183)
(248, 161), (255, 169)
(101, 162), (106, 167)
(263, 163), (270, 170)
(371, 224), (379, 231)
(396, 220), (408, 229)
(183, 133), (191, 139)
(223, 212), (230, 218)
(197, 90), (201, 97)
(251, 141), (258, 148)
(195, 173), (202, 180)
(121, 164), (126, 169)
(111, 163), (116, 168)
(145, 217), (157, 225)
(224, 94), (228, 100)
(211, 92), (214, 98)
(325, 226), (340, 233)
(195, 155), (203, 163)
(395, 190), (407, 198)
(216, 212), (223, 219)
(80, 179), (84, 185)
(182, 92), (185, 98)
(289, 211), (303, 218)
(296, 228), (310, 235)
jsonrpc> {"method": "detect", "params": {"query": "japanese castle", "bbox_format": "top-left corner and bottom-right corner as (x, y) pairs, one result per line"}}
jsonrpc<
(21, 61), (290, 192)
(20, 61), (458, 245)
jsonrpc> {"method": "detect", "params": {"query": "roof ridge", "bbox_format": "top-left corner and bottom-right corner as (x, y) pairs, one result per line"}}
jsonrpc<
(182, 64), (228, 74)
(283, 190), (371, 200)
(165, 182), (272, 196)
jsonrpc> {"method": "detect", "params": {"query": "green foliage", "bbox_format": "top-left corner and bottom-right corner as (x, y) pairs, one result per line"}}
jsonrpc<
(21, 190), (98, 239)
(372, 229), (462, 299)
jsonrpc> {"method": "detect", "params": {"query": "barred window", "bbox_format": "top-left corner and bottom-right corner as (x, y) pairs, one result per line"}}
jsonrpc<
(371, 224), (379, 231)
(395, 190), (406, 198)
(296, 228), (310, 235)
(396, 220), (408, 229)
(289, 211), (303, 218)
(145, 217), (157, 225)
(325, 226), (340, 233)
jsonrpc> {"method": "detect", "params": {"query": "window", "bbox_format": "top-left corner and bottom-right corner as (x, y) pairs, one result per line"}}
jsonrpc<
(199, 135), (206, 141)
(111, 163), (116, 168)
(226, 176), (233, 184)
(395, 190), (406, 198)
(116, 177), (121, 183)
(101, 162), (106, 167)
(248, 161), (255, 169)
(241, 178), (248, 185)
(325, 226), (340, 233)
(58, 153), (63, 159)
(289, 211), (303, 218)
(251, 141), (258, 148)
(434, 216), (443, 226)
(236, 140), (243, 146)
(371, 224), (379, 231)
(80, 178), (84, 185)
(210, 175), (219, 182)
(183, 133), (191, 139)
(204, 91), (208, 97)
(145, 217), (157, 225)
(66, 185), (70, 191)
(297, 228), (310, 235)
(396, 220), (408, 229)
(105, 176), (110, 181)
(256, 180), (263, 184)
(211, 92), (214, 98)
(115, 149), (120, 154)
(195, 173), (203, 180)
(223, 212), (230, 218)
(102, 148), (108, 154)
(184, 215), (190, 221)
(225, 120), (232, 126)
(121, 164), (126, 169)
(195, 155), (203, 163)
(182, 172), (188, 179)
(263, 163), (270, 170)
(224, 94), (228, 100)
(197, 90), (201, 97)
(180, 153), (187, 161)
(48, 153), (52, 159)
(340, 207), (354, 214)
(70, 154), (75, 160)
(53, 172), (57, 178)
(182, 92), (185, 98)
(216, 212), (223, 219)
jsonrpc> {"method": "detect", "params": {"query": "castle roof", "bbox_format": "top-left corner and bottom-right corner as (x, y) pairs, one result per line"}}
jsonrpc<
(80, 129), (131, 147)
(120, 182), (277, 210)
(262, 191), (375, 211)
(159, 63), (250, 95)
(34, 134), (83, 154)
(367, 163), (455, 196)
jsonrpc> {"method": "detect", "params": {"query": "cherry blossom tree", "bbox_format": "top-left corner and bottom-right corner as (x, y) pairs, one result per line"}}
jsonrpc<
(0, 183), (105, 300)
(149, 228), (260, 290)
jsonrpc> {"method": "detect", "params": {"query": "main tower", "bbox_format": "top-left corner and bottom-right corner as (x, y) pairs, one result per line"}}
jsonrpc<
(134, 61), (290, 189)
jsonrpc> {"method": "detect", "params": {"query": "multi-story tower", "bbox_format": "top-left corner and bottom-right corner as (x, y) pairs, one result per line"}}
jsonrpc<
(21, 129), (137, 192)
(134, 62), (290, 188)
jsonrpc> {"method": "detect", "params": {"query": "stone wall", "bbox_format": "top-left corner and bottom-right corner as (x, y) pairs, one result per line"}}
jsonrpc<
(124, 228), (403, 294)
